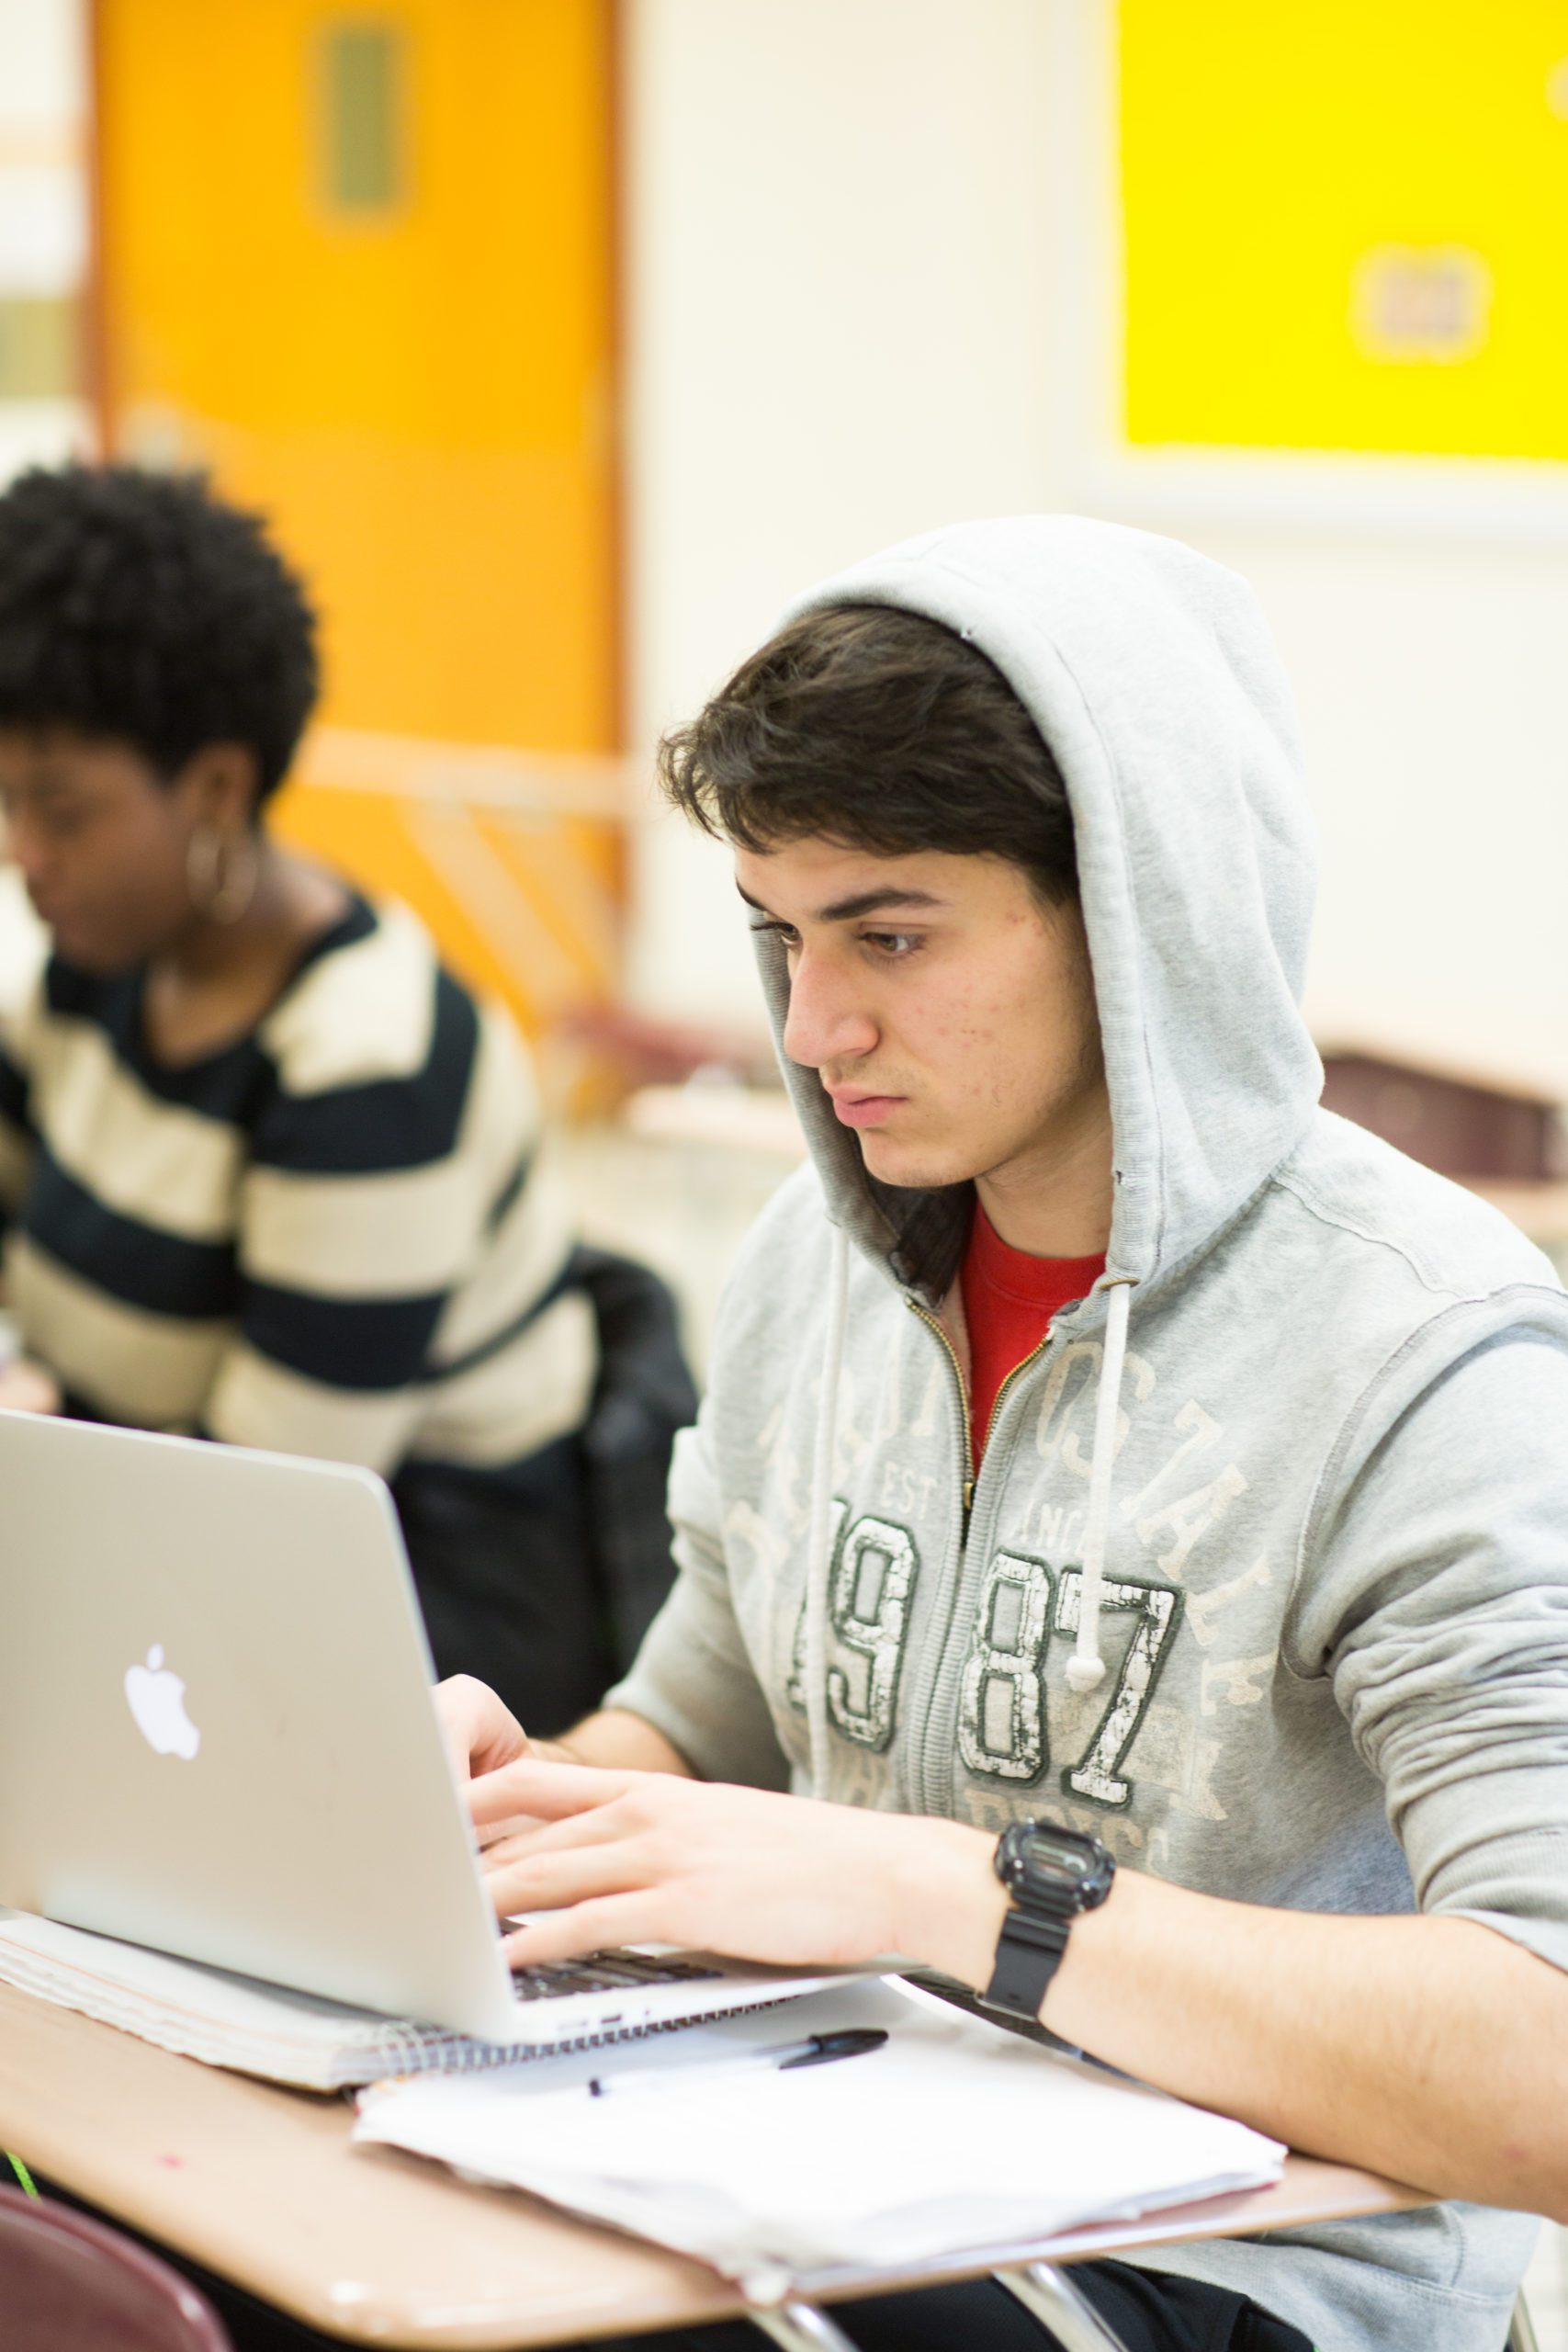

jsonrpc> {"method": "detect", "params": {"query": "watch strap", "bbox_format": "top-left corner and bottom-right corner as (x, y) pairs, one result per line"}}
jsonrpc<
(982, 1905), (1069, 2021)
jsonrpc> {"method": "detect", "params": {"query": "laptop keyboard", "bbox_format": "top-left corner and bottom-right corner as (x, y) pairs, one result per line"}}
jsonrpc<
(509, 1949), (724, 2003)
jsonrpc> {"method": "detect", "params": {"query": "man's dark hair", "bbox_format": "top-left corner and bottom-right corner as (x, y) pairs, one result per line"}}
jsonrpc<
(0, 462), (319, 808)
(658, 604), (1077, 901)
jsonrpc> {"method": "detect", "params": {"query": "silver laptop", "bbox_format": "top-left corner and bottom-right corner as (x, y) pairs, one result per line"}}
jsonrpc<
(0, 1408), (852, 2046)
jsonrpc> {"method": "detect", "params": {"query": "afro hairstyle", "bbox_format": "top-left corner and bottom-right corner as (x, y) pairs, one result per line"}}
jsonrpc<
(0, 463), (320, 808)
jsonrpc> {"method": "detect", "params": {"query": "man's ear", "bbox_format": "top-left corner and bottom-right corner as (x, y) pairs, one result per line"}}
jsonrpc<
(177, 742), (264, 833)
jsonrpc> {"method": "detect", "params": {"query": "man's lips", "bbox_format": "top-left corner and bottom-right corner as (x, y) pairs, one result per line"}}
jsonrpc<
(827, 1088), (906, 1129)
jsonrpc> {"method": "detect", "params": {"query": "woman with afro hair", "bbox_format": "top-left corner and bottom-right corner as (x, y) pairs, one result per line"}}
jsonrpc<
(0, 464), (690, 1735)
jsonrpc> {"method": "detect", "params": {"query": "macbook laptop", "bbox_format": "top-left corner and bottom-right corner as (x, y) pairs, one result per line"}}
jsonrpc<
(0, 1408), (859, 2047)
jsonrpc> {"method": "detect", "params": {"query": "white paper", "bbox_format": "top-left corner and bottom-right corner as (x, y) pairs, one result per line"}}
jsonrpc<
(354, 1978), (1285, 2281)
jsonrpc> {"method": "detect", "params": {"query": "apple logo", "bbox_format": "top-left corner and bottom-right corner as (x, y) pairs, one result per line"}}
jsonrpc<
(124, 1645), (201, 1760)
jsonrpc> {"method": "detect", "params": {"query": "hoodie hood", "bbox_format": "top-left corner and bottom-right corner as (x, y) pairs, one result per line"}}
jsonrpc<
(750, 514), (1324, 1301)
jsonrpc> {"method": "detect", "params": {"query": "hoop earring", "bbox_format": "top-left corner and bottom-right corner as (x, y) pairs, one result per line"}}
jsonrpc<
(186, 824), (259, 925)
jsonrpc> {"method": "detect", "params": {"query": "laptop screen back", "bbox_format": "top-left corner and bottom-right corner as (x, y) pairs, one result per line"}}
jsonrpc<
(0, 1408), (519, 2038)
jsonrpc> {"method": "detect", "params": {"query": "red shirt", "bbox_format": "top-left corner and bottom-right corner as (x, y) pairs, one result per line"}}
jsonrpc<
(959, 1205), (1105, 1474)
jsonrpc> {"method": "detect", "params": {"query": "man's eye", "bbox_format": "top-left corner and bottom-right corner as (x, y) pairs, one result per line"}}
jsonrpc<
(749, 921), (801, 948)
(864, 932), (920, 957)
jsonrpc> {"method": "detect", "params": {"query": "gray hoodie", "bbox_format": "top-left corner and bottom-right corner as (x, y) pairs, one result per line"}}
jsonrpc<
(610, 517), (1568, 2348)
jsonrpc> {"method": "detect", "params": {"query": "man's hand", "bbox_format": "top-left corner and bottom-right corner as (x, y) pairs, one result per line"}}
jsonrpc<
(467, 1758), (1004, 1977)
(435, 1674), (533, 1782)
(435, 1678), (699, 1784)
(0, 1357), (61, 1416)
(457, 1744), (1568, 2217)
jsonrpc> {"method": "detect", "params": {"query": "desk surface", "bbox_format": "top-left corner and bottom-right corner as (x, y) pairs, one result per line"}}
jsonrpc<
(0, 1981), (1423, 2349)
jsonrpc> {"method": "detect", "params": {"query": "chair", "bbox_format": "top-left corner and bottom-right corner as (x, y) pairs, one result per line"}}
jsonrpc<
(0, 2184), (232, 2350)
(1506, 2290), (1541, 2352)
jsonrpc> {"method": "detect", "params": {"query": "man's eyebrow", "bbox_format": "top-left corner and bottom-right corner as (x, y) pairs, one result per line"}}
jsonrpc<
(736, 884), (946, 922)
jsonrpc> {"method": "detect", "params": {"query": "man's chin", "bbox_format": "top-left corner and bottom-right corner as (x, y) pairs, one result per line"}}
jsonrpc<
(854, 1133), (972, 1192)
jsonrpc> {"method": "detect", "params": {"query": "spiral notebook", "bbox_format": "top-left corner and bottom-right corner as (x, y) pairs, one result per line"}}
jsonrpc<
(0, 1908), (834, 2091)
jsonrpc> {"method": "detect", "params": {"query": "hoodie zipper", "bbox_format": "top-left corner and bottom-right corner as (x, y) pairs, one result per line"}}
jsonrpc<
(979, 1340), (1051, 1464)
(904, 1299), (1063, 1823)
(906, 1301), (1057, 1534)
(906, 1299), (975, 1530)
(901, 1287), (1112, 1820)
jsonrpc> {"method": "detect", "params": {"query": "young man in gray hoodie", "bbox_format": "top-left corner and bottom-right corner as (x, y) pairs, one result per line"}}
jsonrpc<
(445, 518), (1568, 2351)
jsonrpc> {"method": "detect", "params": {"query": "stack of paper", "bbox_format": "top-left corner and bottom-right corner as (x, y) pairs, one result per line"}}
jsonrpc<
(0, 1908), (521, 2088)
(354, 1977), (1285, 2287)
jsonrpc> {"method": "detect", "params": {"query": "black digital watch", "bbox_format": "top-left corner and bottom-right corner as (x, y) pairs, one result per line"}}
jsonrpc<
(981, 1816), (1116, 2022)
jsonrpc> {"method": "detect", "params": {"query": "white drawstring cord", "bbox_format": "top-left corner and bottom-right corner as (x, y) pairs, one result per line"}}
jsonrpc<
(804, 1226), (851, 1799)
(1066, 1275), (1137, 1694)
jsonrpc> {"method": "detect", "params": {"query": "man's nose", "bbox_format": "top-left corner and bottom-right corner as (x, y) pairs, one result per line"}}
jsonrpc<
(782, 950), (877, 1069)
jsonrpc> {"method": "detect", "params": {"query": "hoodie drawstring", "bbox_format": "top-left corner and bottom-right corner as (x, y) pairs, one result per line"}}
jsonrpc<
(805, 1225), (851, 1799)
(1066, 1275), (1137, 1694)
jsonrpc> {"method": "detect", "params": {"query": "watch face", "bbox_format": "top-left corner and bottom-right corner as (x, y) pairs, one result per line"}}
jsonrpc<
(1021, 1824), (1101, 1886)
(998, 1818), (1115, 1907)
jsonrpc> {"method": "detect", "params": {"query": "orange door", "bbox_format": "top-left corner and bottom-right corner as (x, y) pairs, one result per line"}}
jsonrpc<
(92, 0), (621, 1033)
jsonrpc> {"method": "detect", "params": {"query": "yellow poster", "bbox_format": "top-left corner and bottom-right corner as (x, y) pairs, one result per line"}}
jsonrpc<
(1120, 0), (1568, 460)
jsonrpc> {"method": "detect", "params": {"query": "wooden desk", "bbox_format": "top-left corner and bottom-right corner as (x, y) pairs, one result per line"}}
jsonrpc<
(0, 1981), (1423, 2349)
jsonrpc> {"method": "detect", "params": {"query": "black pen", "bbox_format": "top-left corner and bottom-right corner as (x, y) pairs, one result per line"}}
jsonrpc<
(586, 2028), (887, 2099)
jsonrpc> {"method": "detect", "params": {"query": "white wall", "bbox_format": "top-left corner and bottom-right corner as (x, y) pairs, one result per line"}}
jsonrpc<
(1199, 530), (1568, 1097)
(621, 0), (1063, 1034)
(0, 0), (90, 484)
(623, 0), (1568, 1100)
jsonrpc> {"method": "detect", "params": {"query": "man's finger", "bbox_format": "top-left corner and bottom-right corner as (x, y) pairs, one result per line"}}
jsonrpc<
(467, 1757), (644, 1826)
(476, 1796), (645, 1866)
(475, 1809), (548, 1849)
(501, 1892), (668, 1969)
(434, 1677), (530, 1781)
(485, 1838), (652, 1920)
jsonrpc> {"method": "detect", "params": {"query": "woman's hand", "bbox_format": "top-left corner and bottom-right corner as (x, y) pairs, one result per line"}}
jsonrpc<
(468, 1758), (1005, 1986)
(0, 1357), (61, 1416)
